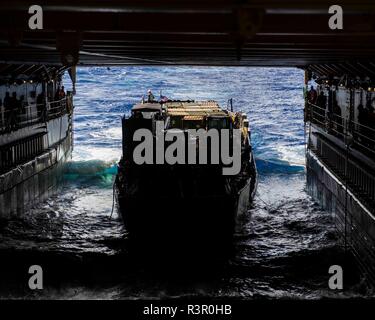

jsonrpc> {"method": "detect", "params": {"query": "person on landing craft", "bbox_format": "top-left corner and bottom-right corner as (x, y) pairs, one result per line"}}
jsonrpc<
(147, 89), (155, 102)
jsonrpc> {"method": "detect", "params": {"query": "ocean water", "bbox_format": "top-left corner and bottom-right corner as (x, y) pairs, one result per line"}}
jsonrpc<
(0, 67), (370, 299)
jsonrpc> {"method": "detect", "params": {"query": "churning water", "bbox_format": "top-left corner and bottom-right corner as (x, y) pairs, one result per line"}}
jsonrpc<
(0, 67), (371, 299)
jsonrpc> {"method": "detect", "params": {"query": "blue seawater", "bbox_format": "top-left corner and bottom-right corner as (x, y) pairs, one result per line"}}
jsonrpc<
(68, 67), (306, 174)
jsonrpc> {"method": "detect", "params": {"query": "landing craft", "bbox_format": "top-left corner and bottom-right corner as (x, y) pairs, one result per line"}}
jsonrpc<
(115, 98), (257, 249)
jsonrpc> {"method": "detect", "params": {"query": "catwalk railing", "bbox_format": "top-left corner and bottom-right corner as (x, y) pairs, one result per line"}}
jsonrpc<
(0, 132), (46, 174)
(307, 102), (375, 211)
(0, 95), (73, 134)
(306, 102), (375, 157)
(0, 95), (73, 174)
(315, 137), (375, 208)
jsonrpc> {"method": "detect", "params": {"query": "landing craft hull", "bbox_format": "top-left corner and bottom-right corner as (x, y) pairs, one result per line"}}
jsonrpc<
(115, 99), (258, 252)
(116, 193), (238, 245)
(115, 160), (257, 251)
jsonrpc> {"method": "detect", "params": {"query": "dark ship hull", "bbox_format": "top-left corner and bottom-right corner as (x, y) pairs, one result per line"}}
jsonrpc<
(115, 161), (257, 248)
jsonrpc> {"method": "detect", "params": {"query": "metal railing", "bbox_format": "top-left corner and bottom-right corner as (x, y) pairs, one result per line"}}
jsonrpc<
(307, 102), (375, 157)
(0, 96), (72, 133)
(315, 137), (375, 207)
(0, 132), (46, 174)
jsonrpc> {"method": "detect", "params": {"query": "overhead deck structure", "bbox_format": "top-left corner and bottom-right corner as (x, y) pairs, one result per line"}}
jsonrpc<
(0, 64), (69, 83)
(0, 0), (374, 70)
